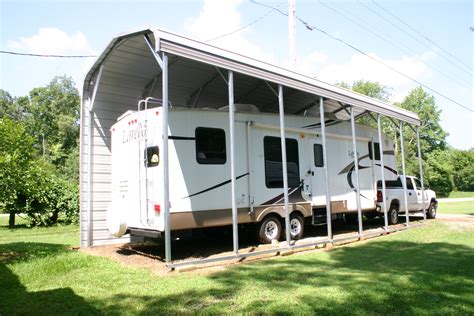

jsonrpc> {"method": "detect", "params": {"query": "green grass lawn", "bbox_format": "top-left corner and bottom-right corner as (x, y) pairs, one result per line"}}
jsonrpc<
(438, 201), (474, 215)
(1, 221), (473, 314)
(448, 191), (474, 198)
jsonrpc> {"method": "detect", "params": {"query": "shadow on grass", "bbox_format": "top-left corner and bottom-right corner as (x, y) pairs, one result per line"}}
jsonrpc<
(97, 239), (474, 314)
(0, 243), (98, 314)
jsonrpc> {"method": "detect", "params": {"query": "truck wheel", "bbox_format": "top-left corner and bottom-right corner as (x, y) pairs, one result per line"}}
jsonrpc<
(257, 215), (282, 244)
(288, 213), (304, 240)
(388, 204), (399, 225)
(426, 202), (437, 219)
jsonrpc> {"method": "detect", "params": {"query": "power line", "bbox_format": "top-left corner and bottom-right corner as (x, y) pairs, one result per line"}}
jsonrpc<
(318, 0), (472, 90)
(207, 1), (284, 42)
(250, 0), (473, 113)
(357, 0), (473, 78)
(372, 0), (474, 72)
(0, 50), (97, 58)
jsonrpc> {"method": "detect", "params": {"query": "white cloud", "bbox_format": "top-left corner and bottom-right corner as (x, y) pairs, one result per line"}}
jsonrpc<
(7, 27), (95, 55)
(313, 53), (430, 102)
(184, 0), (277, 63)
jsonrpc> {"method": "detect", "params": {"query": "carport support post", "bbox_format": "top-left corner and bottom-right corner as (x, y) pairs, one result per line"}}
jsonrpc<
(162, 53), (172, 263)
(377, 114), (389, 230)
(350, 106), (363, 237)
(228, 70), (239, 255)
(416, 127), (427, 222)
(278, 84), (291, 245)
(319, 97), (332, 240)
(399, 122), (409, 226)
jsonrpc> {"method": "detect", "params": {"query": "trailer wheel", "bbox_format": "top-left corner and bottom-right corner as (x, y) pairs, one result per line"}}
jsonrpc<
(288, 213), (304, 240)
(426, 202), (437, 219)
(388, 204), (399, 225)
(257, 215), (282, 244)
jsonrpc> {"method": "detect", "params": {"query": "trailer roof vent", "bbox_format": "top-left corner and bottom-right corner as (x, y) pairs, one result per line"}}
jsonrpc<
(218, 104), (260, 113)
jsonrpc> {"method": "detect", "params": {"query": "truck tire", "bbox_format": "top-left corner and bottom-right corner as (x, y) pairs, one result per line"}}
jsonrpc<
(388, 204), (399, 225)
(288, 213), (304, 240)
(257, 215), (282, 244)
(426, 202), (437, 219)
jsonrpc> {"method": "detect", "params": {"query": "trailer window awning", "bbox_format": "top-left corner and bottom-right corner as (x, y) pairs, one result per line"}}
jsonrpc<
(83, 27), (420, 126)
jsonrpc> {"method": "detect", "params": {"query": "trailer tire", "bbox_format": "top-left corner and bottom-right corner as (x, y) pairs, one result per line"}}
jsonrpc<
(388, 204), (399, 225)
(426, 202), (437, 219)
(257, 215), (282, 244)
(288, 213), (304, 240)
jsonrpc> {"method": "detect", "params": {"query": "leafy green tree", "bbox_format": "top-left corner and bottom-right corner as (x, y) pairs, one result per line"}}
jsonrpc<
(0, 118), (35, 227)
(25, 76), (80, 166)
(424, 150), (454, 197)
(451, 148), (474, 191)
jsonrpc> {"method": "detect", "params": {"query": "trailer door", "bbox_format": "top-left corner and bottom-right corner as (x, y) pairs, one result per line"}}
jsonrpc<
(307, 138), (325, 205)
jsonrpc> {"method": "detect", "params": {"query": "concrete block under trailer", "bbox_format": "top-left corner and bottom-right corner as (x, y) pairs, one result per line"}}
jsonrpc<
(106, 105), (398, 243)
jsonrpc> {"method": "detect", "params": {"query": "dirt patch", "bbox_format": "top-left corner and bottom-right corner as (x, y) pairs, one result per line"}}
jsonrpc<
(81, 216), (471, 276)
(79, 220), (400, 275)
(436, 214), (474, 231)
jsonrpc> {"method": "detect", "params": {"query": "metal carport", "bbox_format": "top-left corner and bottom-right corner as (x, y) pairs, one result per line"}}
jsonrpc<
(80, 27), (425, 269)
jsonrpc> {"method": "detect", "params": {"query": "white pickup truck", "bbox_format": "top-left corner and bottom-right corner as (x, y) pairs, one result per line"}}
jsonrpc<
(375, 175), (438, 225)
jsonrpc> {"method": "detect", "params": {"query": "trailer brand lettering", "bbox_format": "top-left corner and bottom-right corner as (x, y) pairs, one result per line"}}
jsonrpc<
(122, 123), (147, 143)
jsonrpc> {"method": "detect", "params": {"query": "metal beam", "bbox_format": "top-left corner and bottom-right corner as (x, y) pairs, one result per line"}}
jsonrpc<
(89, 65), (104, 112)
(377, 114), (389, 230)
(399, 122), (409, 226)
(416, 126), (427, 222)
(278, 84), (291, 245)
(86, 64), (104, 247)
(320, 97), (333, 240)
(350, 106), (363, 236)
(144, 35), (163, 69)
(228, 70), (239, 255)
(162, 53), (171, 263)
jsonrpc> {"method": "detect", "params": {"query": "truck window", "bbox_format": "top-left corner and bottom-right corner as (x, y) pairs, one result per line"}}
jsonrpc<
(414, 178), (422, 190)
(406, 177), (414, 190)
(195, 127), (226, 164)
(264, 136), (300, 188)
(313, 144), (324, 167)
(145, 146), (159, 167)
(368, 142), (381, 160)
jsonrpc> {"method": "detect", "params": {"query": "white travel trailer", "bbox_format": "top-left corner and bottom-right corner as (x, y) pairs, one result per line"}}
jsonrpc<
(107, 103), (398, 243)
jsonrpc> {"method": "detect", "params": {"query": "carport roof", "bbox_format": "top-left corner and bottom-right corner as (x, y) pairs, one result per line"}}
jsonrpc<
(83, 27), (420, 126)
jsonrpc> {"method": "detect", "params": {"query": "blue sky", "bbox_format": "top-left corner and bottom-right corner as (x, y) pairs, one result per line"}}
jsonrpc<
(1, 0), (472, 149)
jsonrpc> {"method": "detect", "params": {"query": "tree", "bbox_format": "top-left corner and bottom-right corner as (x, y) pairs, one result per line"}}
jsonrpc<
(25, 76), (80, 166)
(451, 148), (474, 191)
(0, 118), (35, 227)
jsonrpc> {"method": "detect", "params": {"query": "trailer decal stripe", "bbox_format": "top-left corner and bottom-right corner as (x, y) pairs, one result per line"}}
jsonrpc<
(168, 136), (196, 140)
(182, 173), (249, 199)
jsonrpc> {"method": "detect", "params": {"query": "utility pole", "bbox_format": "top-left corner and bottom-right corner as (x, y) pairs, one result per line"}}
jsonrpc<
(288, 0), (296, 70)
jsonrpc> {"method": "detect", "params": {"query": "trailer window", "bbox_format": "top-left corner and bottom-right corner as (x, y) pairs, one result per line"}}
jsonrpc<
(368, 142), (381, 160)
(145, 146), (159, 167)
(313, 144), (324, 167)
(195, 127), (226, 164)
(264, 136), (300, 188)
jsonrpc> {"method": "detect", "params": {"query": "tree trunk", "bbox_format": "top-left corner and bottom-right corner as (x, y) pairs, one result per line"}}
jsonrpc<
(9, 211), (15, 228)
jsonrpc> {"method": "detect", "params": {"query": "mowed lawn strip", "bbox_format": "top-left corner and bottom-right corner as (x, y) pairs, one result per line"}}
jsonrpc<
(448, 191), (474, 198)
(438, 201), (474, 215)
(1, 221), (473, 314)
